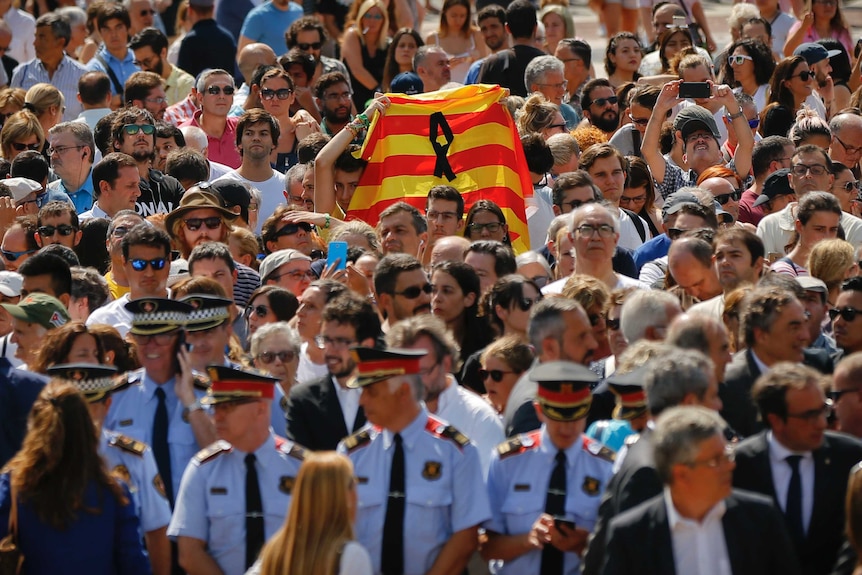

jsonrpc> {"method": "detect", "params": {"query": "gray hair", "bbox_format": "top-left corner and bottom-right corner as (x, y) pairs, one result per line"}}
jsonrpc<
(388, 373), (425, 401)
(528, 297), (585, 350)
(666, 314), (725, 357)
(547, 133), (580, 166)
(547, 214), (570, 246)
(285, 162), (307, 189)
(524, 55), (565, 93)
(249, 321), (301, 358)
(571, 202), (620, 235)
(180, 125), (209, 153)
(653, 405), (727, 484)
(620, 290), (681, 344)
(48, 121), (95, 157)
(56, 6), (87, 28)
(645, 349), (715, 416)
(516, 251), (552, 276)
(413, 45), (447, 71)
(195, 69), (234, 93)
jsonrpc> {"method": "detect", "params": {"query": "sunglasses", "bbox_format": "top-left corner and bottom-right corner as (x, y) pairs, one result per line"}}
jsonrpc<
(667, 227), (686, 240)
(123, 124), (155, 136)
(257, 350), (296, 364)
(297, 41), (323, 51)
(10, 142), (40, 152)
(140, 9), (155, 16)
(714, 190), (742, 205)
(111, 226), (129, 238)
(591, 96), (618, 107)
(38, 224), (76, 237)
(628, 114), (650, 126)
(829, 306), (862, 322)
(363, 12), (384, 19)
(184, 217), (222, 231)
(206, 85), (236, 96)
(0, 248), (36, 262)
(606, 317), (621, 330)
(394, 283), (433, 299)
(478, 368), (517, 382)
(727, 54), (753, 66)
(747, 118), (760, 129)
(792, 70), (813, 82)
(244, 304), (270, 318)
(261, 88), (293, 101)
(516, 296), (542, 311)
(841, 180), (862, 192)
(129, 257), (167, 271)
(275, 222), (312, 237)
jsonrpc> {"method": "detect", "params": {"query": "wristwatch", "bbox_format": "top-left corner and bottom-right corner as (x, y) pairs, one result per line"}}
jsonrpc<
(727, 109), (745, 120)
(182, 400), (204, 423)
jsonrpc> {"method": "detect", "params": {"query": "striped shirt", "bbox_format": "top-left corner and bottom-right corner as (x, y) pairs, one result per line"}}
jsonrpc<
(11, 56), (87, 122)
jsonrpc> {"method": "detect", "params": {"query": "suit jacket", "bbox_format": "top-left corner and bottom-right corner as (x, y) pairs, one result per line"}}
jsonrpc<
(0, 359), (46, 468)
(720, 348), (834, 438)
(732, 430), (862, 575)
(286, 375), (366, 451)
(601, 490), (801, 575)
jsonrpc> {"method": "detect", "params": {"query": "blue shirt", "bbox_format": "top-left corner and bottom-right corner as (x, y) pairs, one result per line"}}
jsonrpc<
(633, 233), (671, 273)
(167, 434), (305, 575)
(10, 55), (87, 121)
(484, 427), (614, 575)
(46, 167), (93, 213)
(465, 58), (484, 84)
(239, 1), (303, 56)
(339, 409), (491, 575)
(85, 47), (140, 97)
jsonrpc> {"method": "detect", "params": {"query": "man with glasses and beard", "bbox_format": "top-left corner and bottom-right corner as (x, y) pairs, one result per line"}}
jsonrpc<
(129, 28), (195, 106)
(179, 69), (242, 169)
(581, 79), (621, 137)
(214, 110), (284, 234)
(314, 72), (353, 137)
(287, 291), (380, 450)
(110, 108), (184, 216)
(374, 253), (433, 332)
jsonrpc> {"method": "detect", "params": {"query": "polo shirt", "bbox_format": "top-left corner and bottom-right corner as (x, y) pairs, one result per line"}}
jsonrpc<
(179, 111), (242, 169)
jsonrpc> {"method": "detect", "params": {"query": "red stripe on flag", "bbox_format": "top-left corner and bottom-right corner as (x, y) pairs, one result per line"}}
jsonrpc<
(359, 144), (523, 182)
(366, 107), (513, 141)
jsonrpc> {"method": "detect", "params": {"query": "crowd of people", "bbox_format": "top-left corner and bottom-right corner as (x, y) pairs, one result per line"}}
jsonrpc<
(0, 0), (862, 573)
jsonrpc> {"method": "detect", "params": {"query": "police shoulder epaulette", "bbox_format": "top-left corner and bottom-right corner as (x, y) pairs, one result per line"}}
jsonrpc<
(192, 373), (210, 391)
(111, 373), (135, 394)
(110, 433), (146, 457)
(583, 436), (616, 462)
(275, 436), (307, 461)
(624, 432), (641, 447)
(194, 440), (232, 464)
(342, 428), (373, 453)
(425, 416), (469, 449)
(496, 430), (541, 459)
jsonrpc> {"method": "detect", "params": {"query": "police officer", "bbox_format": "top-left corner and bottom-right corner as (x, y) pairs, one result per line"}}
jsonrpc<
(168, 365), (306, 575)
(338, 347), (491, 575)
(104, 297), (215, 508)
(587, 367), (650, 453)
(49, 362), (173, 575)
(483, 361), (615, 575)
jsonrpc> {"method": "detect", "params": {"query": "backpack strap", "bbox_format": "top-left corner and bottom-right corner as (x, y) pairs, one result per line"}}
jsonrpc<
(621, 207), (646, 243)
(94, 53), (124, 96)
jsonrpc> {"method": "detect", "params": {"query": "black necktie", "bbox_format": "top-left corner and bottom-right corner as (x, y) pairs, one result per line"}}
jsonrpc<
(245, 453), (265, 569)
(382, 433), (405, 575)
(541, 450), (567, 575)
(786, 454), (805, 545)
(152, 387), (173, 507)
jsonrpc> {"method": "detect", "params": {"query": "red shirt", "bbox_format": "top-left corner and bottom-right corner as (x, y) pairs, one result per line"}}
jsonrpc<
(179, 110), (241, 169)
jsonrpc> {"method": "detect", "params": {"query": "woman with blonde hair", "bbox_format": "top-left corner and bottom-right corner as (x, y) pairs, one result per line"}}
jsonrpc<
(540, 4), (575, 56)
(809, 238), (858, 305)
(0, 110), (44, 161)
(341, 0), (390, 110)
(252, 451), (372, 575)
(0, 88), (25, 131)
(516, 93), (566, 139)
(24, 83), (65, 139)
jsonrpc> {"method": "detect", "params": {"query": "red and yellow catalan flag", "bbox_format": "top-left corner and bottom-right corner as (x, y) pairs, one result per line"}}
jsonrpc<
(346, 84), (531, 253)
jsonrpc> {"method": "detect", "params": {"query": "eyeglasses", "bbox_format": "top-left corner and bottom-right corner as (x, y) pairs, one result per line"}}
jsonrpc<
(591, 96), (618, 107)
(686, 444), (736, 468)
(558, 198), (593, 211)
(828, 387), (861, 402)
(538, 80), (568, 90)
(129, 257), (167, 271)
(727, 54), (753, 66)
(324, 91), (353, 102)
(478, 368), (517, 382)
(139, 9), (156, 16)
(834, 134), (862, 155)
(261, 88), (293, 101)
(38, 224), (76, 237)
(516, 296), (542, 312)
(787, 403), (831, 423)
(791, 163), (828, 176)
(530, 275), (549, 288)
(144, 96), (168, 104)
(667, 227), (688, 240)
(297, 41), (323, 51)
(829, 306), (862, 322)
(576, 223), (615, 238)
(315, 335), (357, 349)
(628, 114), (650, 126)
(256, 350), (296, 364)
(10, 142), (40, 152)
(244, 304), (270, 318)
(467, 222), (503, 234)
(275, 222), (312, 236)
(587, 313), (604, 327)
(133, 57), (156, 68)
(394, 283), (433, 299)
(183, 217), (222, 231)
(271, 269), (316, 282)
(47, 144), (83, 155)
(123, 124), (155, 136)
(0, 248), (36, 262)
(206, 85), (236, 96)
(841, 180), (862, 192)
(133, 332), (177, 345)
(619, 194), (646, 206)
(426, 210), (459, 222)
(713, 190), (742, 205)
(112, 226), (130, 238)
(791, 70), (813, 82)
(606, 317), (621, 330)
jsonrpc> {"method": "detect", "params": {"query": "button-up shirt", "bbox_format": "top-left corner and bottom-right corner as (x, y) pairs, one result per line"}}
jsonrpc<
(332, 375), (361, 433)
(47, 166), (95, 214)
(435, 377), (504, 476)
(665, 487), (732, 575)
(164, 65), (195, 106)
(767, 431), (814, 533)
(11, 55), (87, 121)
(85, 47), (140, 97)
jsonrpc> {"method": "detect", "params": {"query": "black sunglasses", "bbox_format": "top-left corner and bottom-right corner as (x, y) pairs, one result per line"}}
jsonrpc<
(829, 306), (862, 322)
(606, 317), (621, 330)
(714, 190), (742, 205)
(244, 304), (269, 318)
(792, 70), (813, 82)
(261, 88), (293, 101)
(297, 41), (323, 50)
(206, 85), (236, 96)
(478, 368), (517, 382)
(10, 142), (40, 152)
(667, 227), (687, 240)
(184, 217), (222, 231)
(516, 296), (542, 312)
(275, 222), (312, 237)
(130, 257), (167, 271)
(591, 96), (618, 107)
(38, 224), (76, 237)
(394, 283), (432, 299)
(257, 350), (296, 364)
(828, 388), (861, 402)
(1, 248), (36, 262)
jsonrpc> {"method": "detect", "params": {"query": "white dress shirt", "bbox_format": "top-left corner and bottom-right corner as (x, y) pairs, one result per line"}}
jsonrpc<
(767, 430), (814, 533)
(665, 488), (732, 575)
(332, 375), (361, 433)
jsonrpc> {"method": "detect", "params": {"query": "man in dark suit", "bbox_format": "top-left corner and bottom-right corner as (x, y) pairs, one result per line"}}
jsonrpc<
(583, 349), (723, 575)
(721, 285), (832, 438)
(732, 363), (862, 575)
(602, 406), (800, 575)
(0, 357), (46, 467)
(286, 292), (380, 451)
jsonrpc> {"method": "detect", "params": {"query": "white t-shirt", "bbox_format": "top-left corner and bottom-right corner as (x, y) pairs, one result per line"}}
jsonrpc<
(618, 207), (653, 252)
(215, 170), (286, 234)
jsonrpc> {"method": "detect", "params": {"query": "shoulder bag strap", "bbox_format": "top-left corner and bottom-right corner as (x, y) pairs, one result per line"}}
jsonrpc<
(94, 53), (123, 96)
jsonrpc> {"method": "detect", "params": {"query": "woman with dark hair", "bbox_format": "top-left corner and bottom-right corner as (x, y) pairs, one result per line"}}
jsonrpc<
(29, 321), (106, 374)
(772, 191), (841, 276)
(431, 260), (491, 368)
(89, 324), (141, 373)
(658, 27), (693, 74)
(623, 156), (661, 236)
(605, 32), (642, 88)
(0, 382), (150, 573)
(74, 217), (111, 274)
(785, 0), (852, 56)
(761, 55), (812, 136)
(722, 39), (776, 113)
(244, 285), (300, 341)
(463, 199), (511, 246)
(425, 0), (485, 83)
(382, 28), (423, 91)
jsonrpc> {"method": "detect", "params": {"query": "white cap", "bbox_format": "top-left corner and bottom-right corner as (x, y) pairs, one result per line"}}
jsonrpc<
(0, 271), (23, 297)
(4, 177), (42, 202)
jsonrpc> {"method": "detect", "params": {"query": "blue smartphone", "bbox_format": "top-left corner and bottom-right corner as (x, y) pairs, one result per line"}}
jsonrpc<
(327, 241), (348, 271)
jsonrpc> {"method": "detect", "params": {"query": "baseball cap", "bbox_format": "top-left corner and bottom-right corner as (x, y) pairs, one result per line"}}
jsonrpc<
(796, 276), (828, 294)
(0, 271), (22, 297)
(674, 105), (721, 142)
(662, 190), (700, 219)
(390, 72), (424, 95)
(4, 177), (42, 202)
(753, 168), (794, 207)
(205, 180), (250, 222)
(259, 249), (312, 282)
(793, 42), (841, 66)
(1, 293), (70, 330)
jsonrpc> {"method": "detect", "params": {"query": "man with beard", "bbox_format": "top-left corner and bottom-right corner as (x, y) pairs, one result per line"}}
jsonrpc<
(581, 79), (620, 137)
(794, 43), (839, 120)
(110, 108), (184, 216)
(414, 46), (451, 93)
(286, 292), (380, 450)
(503, 298), (599, 436)
(831, 277), (862, 360)
(214, 109), (284, 234)
(285, 17), (350, 87)
(464, 5), (508, 85)
(374, 253), (432, 332)
(129, 28), (194, 106)
(124, 71), (167, 121)
(85, 4), (140, 110)
(314, 72), (353, 136)
(179, 69), (242, 169)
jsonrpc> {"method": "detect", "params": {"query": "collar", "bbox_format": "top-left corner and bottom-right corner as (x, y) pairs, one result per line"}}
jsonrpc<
(537, 425), (580, 466)
(245, 433), (277, 469)
(435, 375), (458, 411)
(142, 370), (176, 400)
(749, 349), (771, 374)
(382, 406), (428, 451)
(767, 430), (813, 461)
(664, 486), (726, 527)
(99, 45), (134, 64)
